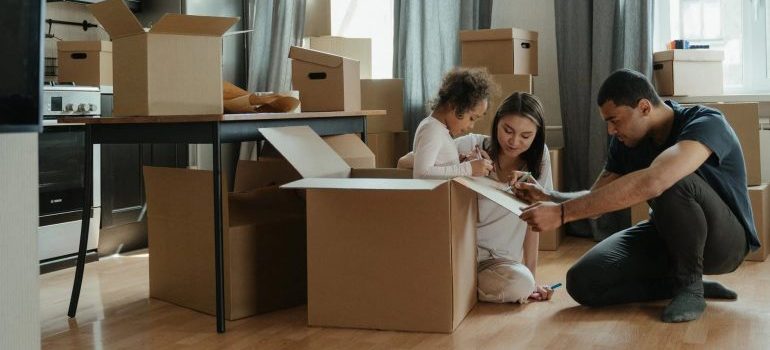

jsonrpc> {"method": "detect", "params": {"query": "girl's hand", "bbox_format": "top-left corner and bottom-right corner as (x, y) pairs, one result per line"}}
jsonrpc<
(470, 159), (493, 176)
(528, 284), (555, 301)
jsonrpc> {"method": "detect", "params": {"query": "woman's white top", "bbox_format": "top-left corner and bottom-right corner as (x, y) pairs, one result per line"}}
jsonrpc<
(452, 133), (554, 263)
(412, 115), (473, 179)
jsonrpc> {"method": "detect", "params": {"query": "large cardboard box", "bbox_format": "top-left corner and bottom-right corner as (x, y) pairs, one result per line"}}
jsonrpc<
(143, 165), (307, 320)
(361, 79), (404, 133)
(702, 103), (761, 186)
(57, 41), (113, 86)
(746, 184), (769, 262)
(289, 46), (361, 112)
(460, 28), (538, 75)
(540, 147), (564, 251)
(470, 74), (533, 135)
(89, 0), (237, 117)
(761, 126), (770, 183)
(263, 126), (527, 333)
(653, 50), (724, 96)
(309, 36), (372, 79)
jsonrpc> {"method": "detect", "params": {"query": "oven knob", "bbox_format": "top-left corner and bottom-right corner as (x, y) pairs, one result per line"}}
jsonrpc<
(64, 103), (74, 112)
(77, 103), (88, 112)
(88, 104), (97, 112)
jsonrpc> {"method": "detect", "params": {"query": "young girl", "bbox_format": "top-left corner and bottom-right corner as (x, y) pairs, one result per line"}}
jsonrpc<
(411, 68), (495, 179)
(403, 92), (555, 303)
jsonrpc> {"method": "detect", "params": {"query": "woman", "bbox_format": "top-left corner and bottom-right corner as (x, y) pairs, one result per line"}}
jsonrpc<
(400, 92), (555, 303)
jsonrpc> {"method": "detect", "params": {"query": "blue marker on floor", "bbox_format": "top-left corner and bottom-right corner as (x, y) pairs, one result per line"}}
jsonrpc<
(550, 283), (562, 290)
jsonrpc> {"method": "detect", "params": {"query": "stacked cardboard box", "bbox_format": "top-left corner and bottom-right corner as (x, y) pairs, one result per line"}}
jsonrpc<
(653, 50), (724, 97)
(540, 147), (564, 251)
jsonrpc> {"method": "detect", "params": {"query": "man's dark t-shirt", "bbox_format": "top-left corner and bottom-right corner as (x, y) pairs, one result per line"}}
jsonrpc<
(605, 100), (760, 250)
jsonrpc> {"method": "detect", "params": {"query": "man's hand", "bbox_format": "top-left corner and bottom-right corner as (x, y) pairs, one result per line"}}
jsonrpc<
(512, 181), (551, 203)
(519, 201), (562, 232)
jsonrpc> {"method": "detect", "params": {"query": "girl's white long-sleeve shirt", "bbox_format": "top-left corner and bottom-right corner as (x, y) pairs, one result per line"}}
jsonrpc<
(412, 115), (472, 179)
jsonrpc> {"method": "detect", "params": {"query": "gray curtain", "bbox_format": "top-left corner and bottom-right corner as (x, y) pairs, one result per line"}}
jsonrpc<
(240, 0), (306, 160)
(554, 0), (653, 240)
(393, 0), (492, 144)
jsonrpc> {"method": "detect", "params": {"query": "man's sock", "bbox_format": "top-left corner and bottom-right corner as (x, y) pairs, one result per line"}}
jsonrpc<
(662, 280), (706, 323)
(703, 281), (737, 300)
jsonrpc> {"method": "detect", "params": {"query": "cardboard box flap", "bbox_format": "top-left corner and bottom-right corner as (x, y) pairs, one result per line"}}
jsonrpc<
(89, 0), (145, 39)
(57, 40), (113, 53)
(150, 14), (239, 36)
(453, 177), (528, 215)
(289, 46), (346, 68)
(323, 134), (375, 168)
(259, 126), (351, 178)
(282, 178), (444, 191)
(653, 49), (725, 62)
(459, 28), (538, 42)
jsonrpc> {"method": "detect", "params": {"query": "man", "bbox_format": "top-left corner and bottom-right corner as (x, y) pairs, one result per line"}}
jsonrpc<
(515, 69), (759, 322)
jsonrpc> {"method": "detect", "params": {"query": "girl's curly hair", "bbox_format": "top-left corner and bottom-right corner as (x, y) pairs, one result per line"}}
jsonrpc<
(430, 67), (498, 118)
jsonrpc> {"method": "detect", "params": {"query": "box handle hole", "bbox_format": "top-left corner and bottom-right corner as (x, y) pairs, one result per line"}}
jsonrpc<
(520, 42), (531, 49)
(70, 53), (88, 59)
(308, 72), (327, 80)
(653, 63), (663, 70)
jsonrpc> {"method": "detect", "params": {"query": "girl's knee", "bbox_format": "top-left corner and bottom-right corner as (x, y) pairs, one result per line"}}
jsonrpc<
(478, 262), (534, 303)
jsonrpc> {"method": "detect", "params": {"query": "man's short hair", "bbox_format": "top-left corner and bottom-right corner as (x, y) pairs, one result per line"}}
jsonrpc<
(596, 68), (662, 108)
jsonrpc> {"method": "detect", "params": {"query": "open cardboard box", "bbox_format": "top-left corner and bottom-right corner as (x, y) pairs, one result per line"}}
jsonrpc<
(89, 0), (238, 116)
(259, 126), (528, 333)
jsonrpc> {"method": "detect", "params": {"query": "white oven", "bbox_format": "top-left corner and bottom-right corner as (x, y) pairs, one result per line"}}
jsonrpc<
(38, 85), (101, 268)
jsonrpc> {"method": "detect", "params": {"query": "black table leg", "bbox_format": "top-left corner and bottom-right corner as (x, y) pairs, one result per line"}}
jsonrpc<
(212, 123), (226, 333)
(68, 125), (93, 318)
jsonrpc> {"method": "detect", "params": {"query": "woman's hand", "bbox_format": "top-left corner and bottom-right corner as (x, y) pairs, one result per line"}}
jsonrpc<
(470, 159), (493, 176)
(512, 180), (550, 203)
(528, 284), (555, 301)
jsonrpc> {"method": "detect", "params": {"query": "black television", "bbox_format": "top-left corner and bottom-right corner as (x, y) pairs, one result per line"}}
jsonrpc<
(0, 0), (43, 133)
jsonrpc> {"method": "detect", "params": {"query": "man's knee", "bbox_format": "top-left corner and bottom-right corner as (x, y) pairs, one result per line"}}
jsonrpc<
(653, 173), (701, 207)
(566, 261), (604, 307)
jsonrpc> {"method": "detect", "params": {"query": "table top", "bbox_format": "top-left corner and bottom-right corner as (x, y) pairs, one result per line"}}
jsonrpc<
(58, 110), (386, 124)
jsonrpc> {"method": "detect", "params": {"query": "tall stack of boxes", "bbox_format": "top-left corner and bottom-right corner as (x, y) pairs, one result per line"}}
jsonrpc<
(296, 16), (408, 167)
(636, 59), (770, 263)
(459, 28), (564, 250)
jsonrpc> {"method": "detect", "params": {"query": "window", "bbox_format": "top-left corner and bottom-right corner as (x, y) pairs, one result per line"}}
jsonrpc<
(654, 0), (770, 94)
(329, 0), (395, 78)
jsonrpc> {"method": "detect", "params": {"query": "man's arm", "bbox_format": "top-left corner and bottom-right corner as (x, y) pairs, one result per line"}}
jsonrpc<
(562, 140), (712, 222)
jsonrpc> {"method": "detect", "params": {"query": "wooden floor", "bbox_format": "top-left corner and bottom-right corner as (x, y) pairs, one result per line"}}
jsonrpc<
(41, 237), (770, 349)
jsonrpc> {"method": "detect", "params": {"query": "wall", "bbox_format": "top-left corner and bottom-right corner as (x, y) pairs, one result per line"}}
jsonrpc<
(0, 134), (40, 349)
(491, 0), (563, 148)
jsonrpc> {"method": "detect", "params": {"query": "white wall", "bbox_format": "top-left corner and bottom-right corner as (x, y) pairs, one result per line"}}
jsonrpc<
(0, 134), (40, 349)
(491, 0), (563, 147)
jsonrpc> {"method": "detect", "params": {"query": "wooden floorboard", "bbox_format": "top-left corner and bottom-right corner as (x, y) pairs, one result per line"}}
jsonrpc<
(40, 236), (770, 349)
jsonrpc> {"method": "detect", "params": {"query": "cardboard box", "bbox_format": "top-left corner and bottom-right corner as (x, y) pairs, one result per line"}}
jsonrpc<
(746, 184), (769, 262)
(89, 0), (237, 117)
(304, 0), (332, 37)
(631, 202), (651, 225)
(540, 147), (564, 251)
(366, 131), (410, 168)
(471, 74), (533, 135)
(289, 46), (361, 112)
(143, 165), (307, 320)
(653, 50), (724, 96)
(761, 127), (770, 183)
(702, 103), (760, 186)
(263, 126), (528, 333)
(309, 36), (372, 79)
(460, 28), (538, 75)
(57, 41), (113, 86)
(323, 134), (376, 168)
(361, 79), (404, 133)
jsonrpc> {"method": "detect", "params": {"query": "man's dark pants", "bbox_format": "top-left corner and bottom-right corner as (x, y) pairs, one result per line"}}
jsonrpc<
(567, 173), (749, 306)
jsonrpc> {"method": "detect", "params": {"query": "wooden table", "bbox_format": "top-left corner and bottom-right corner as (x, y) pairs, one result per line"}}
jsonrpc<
(59, 110), (384, 333)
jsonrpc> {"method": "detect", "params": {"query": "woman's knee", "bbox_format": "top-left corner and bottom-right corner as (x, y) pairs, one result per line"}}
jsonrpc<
(477, 263), (534, 303)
